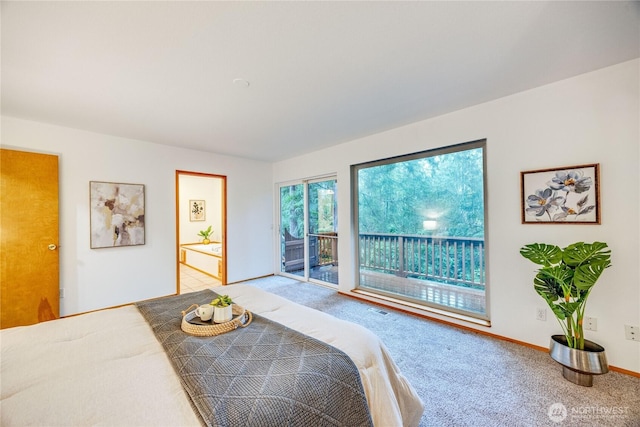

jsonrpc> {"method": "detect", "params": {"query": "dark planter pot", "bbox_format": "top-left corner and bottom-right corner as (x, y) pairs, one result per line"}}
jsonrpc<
(549, 335), (608, 387)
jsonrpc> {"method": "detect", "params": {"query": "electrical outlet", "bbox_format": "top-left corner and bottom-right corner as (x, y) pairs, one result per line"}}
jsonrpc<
(584, 317), (597, 331)
(536, 307), (546, 321)
(60, 288), (65, 298)
(625, 325), (639, 341)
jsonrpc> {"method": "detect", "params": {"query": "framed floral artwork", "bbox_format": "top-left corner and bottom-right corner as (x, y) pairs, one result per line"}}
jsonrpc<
(521, 163), (600, 224)
(190, 199), (205, 221)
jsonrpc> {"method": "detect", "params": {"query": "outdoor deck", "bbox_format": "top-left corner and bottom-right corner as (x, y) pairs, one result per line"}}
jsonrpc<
(287, 264), (339, 284)
(359, 270), (485, 315)
(284, 233), (486, 315)
(289, 265), (485, 315)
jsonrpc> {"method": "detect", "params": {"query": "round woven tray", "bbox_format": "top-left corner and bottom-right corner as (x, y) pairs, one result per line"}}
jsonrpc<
(180, 304), (252, 337)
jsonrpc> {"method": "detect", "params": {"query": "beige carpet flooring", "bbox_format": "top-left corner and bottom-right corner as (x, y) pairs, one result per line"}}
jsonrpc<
(238, 275), (640, 427)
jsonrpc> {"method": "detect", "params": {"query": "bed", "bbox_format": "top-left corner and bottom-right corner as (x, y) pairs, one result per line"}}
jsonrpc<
(1, 283), (424, 426)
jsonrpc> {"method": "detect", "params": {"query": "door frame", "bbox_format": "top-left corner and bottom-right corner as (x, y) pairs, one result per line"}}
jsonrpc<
(175, 170), (227, 292)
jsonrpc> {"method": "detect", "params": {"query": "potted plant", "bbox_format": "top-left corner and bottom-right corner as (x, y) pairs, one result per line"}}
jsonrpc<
(198, 225), (213, 244)
(520, 241), (612, 386)
(210, 294), (233, 323)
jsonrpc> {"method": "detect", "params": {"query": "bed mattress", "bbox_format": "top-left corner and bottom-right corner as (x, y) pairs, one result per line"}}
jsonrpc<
(0, 283), (423, 426)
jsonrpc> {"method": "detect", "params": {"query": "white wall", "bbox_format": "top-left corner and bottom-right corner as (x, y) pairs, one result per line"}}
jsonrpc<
(1, 117), (274, 315)
(273, 59), (640, 373)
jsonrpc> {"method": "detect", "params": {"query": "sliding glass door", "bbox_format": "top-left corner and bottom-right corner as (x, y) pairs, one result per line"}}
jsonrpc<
(279, 177), (338, 285)
(280, 183), (305, 277)
(307, 179), (338, 284)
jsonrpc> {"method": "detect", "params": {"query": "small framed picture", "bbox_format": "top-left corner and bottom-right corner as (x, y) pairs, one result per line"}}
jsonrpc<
(521, 163), (600, 224)
(190, 200), (205, 221)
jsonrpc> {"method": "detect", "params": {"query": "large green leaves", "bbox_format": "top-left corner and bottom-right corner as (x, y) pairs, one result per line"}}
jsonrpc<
(564, 242), (611, 291)
(534, 266), (573, 298)
(563, 241), (611, 267)
(520, 243), (562, 266)
(520, 241), (611, 349)
(574, 261), (611, 290)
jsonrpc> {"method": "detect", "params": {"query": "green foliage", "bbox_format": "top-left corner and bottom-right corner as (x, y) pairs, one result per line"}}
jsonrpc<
(357, 147), (485, 237)
(279, 148), (485, 240)
(520, 242), (611, 349)
(519, 243), (563, 266)
(280, 180), (337, 238)
(280, 184), (304, 238)
(198, 225), (213, 239)
(210, 295), (233, 307)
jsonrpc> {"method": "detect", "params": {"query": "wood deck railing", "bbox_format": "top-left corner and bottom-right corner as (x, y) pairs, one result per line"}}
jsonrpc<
(283, 231), (337, 272)
(284, 232), (485, 291)
(315, 232), (338, 266)
(359, 233), (485, 290)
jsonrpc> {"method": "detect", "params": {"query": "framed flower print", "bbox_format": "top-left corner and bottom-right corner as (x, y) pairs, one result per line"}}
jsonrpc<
(521, 164), (600, 224)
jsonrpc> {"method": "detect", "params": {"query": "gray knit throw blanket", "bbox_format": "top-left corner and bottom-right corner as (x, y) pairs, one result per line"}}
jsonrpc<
(136, 289), (373, 427)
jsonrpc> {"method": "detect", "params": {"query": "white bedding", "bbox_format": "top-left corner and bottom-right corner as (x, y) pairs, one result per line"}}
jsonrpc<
(1, 284), (423, 426)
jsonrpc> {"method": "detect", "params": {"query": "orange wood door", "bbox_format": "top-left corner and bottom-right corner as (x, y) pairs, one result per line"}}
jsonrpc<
(1, 149), (59, 329)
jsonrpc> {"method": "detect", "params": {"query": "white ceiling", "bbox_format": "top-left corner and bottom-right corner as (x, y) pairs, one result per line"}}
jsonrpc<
(2, 1), (639, 162)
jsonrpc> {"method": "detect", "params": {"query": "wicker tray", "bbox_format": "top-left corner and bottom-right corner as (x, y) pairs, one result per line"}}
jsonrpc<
(180, 304), (252, 337)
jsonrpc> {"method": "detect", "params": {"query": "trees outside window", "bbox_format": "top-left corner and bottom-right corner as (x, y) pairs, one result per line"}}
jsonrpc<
(353, 140), (488, 319)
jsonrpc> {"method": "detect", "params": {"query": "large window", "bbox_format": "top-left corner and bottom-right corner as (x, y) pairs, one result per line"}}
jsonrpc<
(352, 140), (488, 321)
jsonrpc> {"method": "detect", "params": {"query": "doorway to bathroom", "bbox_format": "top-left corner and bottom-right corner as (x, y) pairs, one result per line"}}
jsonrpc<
(176, 171), (227, 294)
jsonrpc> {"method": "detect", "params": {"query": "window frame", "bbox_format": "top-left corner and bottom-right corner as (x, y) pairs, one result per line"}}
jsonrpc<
(350, 139), (490, 323)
